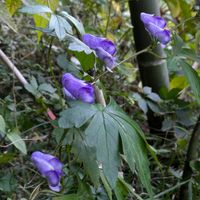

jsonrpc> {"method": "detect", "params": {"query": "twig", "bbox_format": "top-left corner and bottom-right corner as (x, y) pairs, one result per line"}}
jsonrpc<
(0, 49), (27, 85)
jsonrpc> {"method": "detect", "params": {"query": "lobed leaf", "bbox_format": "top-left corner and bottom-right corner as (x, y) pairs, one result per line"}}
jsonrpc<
(19, 5), (53, 14)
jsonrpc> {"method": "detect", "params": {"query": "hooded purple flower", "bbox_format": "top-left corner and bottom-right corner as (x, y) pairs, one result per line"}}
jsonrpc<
(140, 12), (171, 45)
(82, 34), (116, 69)
(31, 151), (63, 192)
(62, 73), (94, 104)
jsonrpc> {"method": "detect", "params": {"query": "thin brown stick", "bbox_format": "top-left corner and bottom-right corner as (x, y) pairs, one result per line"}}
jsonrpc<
(0, 49), (27, 85)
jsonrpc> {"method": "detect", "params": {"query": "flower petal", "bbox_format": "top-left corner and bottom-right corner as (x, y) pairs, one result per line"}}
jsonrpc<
(155, 29), (171, 45)
(32, 151), (55, 161)
(45, 170), (60, 187)
(49, 158), (64, 175)
(31, 152), (54, 176)
(95, 47), (116, 69)
(82, 34), (116, 55)
(49, 183), (62, 192)
(62, 73), (95, 103)
(63, 87), (76, 100)
(140, 12), (166, 28)
(77, 85), (95, 104)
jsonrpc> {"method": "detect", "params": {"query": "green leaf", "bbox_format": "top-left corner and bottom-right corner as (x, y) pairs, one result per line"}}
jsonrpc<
(0, 173), (17, 192)
(60, 11), (85, 35)
(132, 93), (148, 114)
(116, 177), (144, 200)
(181, 61), (200, 104)
(170, 75), (188, 89)
(100, 172), (113, 200)
(114, 179), (129, 200)
(7, 130), (27, 154)
(38, 83), (56, 93)
(0, 153), (15, 165)
(85, 110), (120, 188)
(49, 14), (73, 40)
(73, 51), (95, 71)
(33, 0), (59, 41)
(105, 99), (154, 198)
(0, 2), (17, 32)
(68, 37), (94, 54)
(19, 5), (53, 14)
(164, 0), (180, 18)
(72, 129), (100, 186)
(0, 115), (6, 137)
(58, 102), (98, 129)
(6, 0), (22, 16)
(179, 48), (200, 64)
(56, 54), (81, 77)
(58, 99), (154, 197)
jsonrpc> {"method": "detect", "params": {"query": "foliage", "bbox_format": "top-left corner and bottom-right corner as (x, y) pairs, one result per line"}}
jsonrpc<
(0, 0), (200, 199)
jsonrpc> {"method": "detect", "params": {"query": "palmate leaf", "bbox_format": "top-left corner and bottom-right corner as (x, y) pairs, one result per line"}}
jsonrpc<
(58, 99), (153, 198)
(19, 5), (53, 14)
(71, 129), (100, 187)
(60, 11), (85, 35)
(49, 14), (73, 40)
(33, 0), (59, 41)
(85, 109), (120, 188)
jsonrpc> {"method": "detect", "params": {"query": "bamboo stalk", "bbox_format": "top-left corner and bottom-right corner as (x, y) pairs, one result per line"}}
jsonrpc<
(129, 0), (169, 133)
(179, 114), (200, 200)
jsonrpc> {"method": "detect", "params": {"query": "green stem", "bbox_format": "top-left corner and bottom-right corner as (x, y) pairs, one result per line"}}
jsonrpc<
(93, 46), (150, 84)
(104, 0), (112, 37)
(47, 38), (63, 109)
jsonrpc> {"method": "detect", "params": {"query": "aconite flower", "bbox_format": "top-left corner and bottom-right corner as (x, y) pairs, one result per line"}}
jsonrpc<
(31, 151), (63, 192)
(62, 73), (94, 104)
(140, 12), (170, 45)
(82, 34), (116, 69)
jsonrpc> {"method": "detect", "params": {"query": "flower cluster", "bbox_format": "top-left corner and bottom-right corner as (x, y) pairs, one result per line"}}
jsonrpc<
(32, 12), (172, 193)
(82, 34), (116, 70)
(140, 12), (170, 45)
(31, 151), (63, 192)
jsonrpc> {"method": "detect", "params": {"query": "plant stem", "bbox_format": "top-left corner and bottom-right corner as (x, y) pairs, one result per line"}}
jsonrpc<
(94, 85), (106, 107)
(47, 38), (63, 109)
(104, 0), (112, 37)
(179, 114), (200, 200)
(93, 46), (150, 84)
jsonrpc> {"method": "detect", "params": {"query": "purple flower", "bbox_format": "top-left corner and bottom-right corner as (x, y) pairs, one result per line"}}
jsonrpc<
(62, 73), (94, 104)
(140, 12), (171, 45)
(31, 151), (63, 192)
(82, 34), (116, 69)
